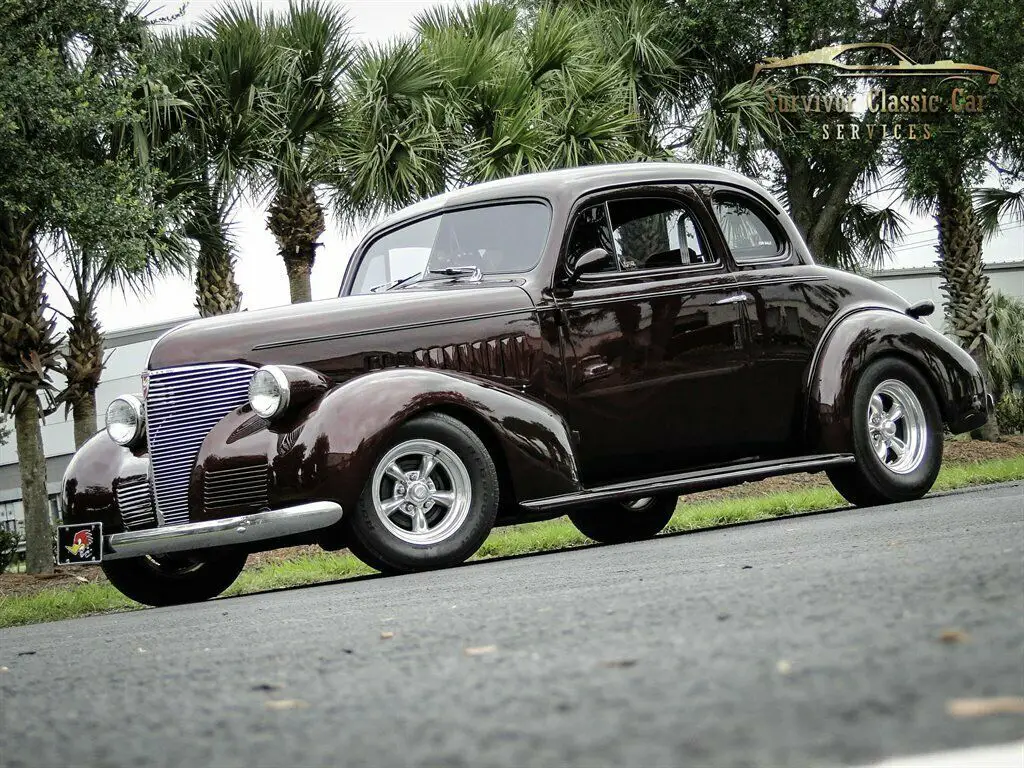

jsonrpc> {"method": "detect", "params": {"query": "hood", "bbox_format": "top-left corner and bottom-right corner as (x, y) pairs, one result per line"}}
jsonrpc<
(148, 282), (536, 378)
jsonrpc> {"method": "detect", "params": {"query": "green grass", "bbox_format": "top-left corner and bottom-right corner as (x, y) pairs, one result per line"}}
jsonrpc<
(2, 455), (1021, 628)
(0, 581), (137, 628)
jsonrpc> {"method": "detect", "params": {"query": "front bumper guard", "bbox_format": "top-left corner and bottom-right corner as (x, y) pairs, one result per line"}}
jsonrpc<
(102, 501), (343, 562)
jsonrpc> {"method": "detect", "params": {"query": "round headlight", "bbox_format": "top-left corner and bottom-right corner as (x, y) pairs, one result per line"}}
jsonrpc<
(249, 366), (290, 419)
(105, 395), (145, 446)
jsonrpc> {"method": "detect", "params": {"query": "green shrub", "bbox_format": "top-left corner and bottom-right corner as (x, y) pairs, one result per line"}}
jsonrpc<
(0, 528), (21, 573)
(995, 391), (1024, 434)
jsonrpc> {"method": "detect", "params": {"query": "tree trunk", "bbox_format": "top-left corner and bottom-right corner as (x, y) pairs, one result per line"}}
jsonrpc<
(72, 390), (97, 449)
(935, 185), (999, 441)
(285, 256), (313, 304)
(195, 236), (242, 317)
(268, 185), (325, 305)
(0, 215), (60, 573)
(14, 395), (53, 574)
(65, 299), (104, 448)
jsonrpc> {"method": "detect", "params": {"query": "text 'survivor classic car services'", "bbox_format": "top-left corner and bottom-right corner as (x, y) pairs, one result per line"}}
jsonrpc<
(58, 163), (991, 605)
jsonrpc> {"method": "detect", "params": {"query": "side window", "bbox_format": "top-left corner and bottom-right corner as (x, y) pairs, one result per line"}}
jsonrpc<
(712, 194), (783, 263)
(566, 204), (617, 274)
(607, 198), (712, 271)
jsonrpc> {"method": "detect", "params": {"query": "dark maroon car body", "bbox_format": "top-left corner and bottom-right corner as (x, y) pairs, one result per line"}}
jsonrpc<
(61, 163), (989, 557)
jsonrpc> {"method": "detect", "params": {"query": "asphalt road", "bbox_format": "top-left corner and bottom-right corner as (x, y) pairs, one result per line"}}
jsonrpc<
(2, 483), (1023, 768)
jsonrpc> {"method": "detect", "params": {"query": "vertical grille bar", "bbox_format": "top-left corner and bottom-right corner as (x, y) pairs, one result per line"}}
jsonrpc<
(146, 364), (256, 525)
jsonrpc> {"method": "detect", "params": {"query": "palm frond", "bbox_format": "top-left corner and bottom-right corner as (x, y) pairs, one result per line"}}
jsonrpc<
(974, 186), (1024, 240)
(331, 41), (446, 226)
(689, 79), (782, 175)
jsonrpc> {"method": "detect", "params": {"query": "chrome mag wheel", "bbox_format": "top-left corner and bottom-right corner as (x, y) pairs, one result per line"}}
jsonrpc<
(371, 439), (473, 545)
(867, 379), (928, 475)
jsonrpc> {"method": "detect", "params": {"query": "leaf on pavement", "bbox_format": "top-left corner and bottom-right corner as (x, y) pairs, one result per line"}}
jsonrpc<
(946, 697), (1024, 717)
(464, 645), (497, 656)
(938, 629), (970, 644)
(601, 659), (638, 668)
(252, 683), (283, 692)
(264, 699), (308, 711)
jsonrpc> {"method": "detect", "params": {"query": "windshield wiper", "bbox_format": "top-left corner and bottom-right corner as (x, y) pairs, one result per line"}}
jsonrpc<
(370, 272), (424, 293)
(428, 266), (482, 282)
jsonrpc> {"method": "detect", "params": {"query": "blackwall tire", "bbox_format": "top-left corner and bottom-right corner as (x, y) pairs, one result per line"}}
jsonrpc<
(568, 495), (677, 544)
(101, 550), (247, 607)
(826, 357), (943, 507)
(345, 413), (499, 575)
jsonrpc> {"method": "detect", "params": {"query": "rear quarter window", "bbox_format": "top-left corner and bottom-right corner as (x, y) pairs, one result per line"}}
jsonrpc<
(712, 193), (786, 264)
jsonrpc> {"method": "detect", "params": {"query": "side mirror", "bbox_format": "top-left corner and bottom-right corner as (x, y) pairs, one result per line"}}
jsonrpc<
(906, 300), (934, 319)
(567, 247), (612, 281)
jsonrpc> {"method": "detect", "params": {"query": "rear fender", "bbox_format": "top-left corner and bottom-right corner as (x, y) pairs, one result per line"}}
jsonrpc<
(805, 308), (985, 453)
(268, 368), (581, 512)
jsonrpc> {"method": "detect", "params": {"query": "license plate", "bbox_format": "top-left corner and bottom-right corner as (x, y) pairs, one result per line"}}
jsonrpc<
(56, 522), (103, 565)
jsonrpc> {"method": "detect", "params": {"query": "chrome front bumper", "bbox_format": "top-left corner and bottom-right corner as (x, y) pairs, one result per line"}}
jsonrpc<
(102, 502), (343, 562)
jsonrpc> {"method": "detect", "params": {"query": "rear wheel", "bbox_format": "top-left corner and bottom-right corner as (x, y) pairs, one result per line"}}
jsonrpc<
(568, 495), (677, 544)
(101, 551), (247, 607)
(826, 357), (943, 506)
(345, 413), (499, 574)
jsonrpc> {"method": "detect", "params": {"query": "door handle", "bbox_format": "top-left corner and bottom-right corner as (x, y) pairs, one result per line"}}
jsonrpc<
(714, 293), (752, 305)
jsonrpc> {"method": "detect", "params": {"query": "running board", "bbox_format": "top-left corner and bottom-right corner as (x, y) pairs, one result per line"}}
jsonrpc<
(521, 454), (855, 512)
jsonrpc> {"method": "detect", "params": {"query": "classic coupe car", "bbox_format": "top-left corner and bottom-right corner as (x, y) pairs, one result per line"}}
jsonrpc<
(58, 163), (990, 606)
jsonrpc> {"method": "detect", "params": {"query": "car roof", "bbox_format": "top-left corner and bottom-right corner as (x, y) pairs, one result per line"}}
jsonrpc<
(370, 162), (763, 230)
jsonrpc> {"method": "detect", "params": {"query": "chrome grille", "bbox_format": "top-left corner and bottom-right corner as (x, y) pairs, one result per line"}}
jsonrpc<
(115, 478), (157, 530)
(146, 364), (256, 525)
(204, 464), (269, 512)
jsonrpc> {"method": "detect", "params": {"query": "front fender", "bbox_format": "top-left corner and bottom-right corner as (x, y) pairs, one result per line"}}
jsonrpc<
(805, 308), (988, 453)
(267, 368), (581, 512)
(61, 432), (149, 532)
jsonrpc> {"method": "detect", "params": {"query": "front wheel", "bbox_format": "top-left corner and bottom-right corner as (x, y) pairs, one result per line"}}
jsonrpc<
(826, 357), (943, 506)
(345, 413), (499, 575)
(568, 495), (677, 544)
(101, 551), (247, 607)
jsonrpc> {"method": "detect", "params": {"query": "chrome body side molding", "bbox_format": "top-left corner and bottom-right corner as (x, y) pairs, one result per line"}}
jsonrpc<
(521, 454), (856, 512)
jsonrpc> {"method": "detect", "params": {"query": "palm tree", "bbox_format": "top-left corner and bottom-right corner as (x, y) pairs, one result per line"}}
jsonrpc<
(145, 22), (274, 317)
(331, 39), (447, 226)
(987, 292), (1024, 401)
(329, 1), (640, 226)
(45, 232), (191, 448)
(0, 218), (60, 575)
(201, 1), (353, 305)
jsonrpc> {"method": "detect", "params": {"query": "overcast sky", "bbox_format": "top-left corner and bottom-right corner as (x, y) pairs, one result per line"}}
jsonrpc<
(45, 0), (1022, 332)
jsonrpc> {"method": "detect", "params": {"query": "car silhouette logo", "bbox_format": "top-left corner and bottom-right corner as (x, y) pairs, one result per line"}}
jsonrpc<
(752, 43), (999, 85)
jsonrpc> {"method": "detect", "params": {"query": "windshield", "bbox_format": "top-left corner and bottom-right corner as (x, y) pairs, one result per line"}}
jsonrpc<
(349, 202), (551, 295)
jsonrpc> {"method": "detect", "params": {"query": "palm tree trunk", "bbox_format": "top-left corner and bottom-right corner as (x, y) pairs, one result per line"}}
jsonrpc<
(935, 185), (999, 441)
(65, 300), (104, 448)
(72, 389), (98, 449)
(195, 237), (242, 317)
(0, 214), (59, 574)
(268, 186), (325, 305)
(14, 395), (53, 574)
(286, 253), (314, 304)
